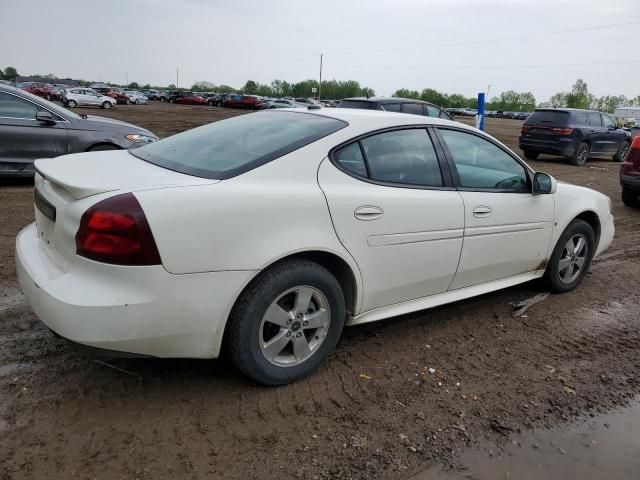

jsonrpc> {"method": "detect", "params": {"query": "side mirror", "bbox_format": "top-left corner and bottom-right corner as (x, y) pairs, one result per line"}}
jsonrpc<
(533, 172), (557, 195)
(36, 110), (56, 125)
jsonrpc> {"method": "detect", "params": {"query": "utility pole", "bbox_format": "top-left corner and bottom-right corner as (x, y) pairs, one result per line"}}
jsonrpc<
(318, 53), (323, 100)
(176, 67), (179, 88)
(126, 72), (128, 87)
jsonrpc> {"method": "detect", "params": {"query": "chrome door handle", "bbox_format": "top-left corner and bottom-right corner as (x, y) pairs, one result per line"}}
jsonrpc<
(472, 205), (492, 218)
(354, 205), (384, 221)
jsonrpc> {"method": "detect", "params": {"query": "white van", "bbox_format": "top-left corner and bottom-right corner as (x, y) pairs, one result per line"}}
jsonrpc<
(614, 106), (640, 127)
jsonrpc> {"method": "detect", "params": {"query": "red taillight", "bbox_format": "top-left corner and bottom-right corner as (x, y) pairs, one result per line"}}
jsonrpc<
(521, 125), (531, 133)
(551, 127), (573, 135)
(75, 193), (161, 266)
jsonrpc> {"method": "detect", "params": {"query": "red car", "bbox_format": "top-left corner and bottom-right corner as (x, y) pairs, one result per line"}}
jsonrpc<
(16, 82), (53, 100)
(93, 87), (130, 104)
(621, 135), (640, 207)
(223, 94), (266, 110)
(168, 91), (208, 105)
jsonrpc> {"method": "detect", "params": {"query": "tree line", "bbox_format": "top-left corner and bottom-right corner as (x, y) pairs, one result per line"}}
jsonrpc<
(4, 66), (640, 113)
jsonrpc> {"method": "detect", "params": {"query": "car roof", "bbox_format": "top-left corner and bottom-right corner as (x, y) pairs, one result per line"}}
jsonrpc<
(534, 107), (604, 114)
(281, 106), (476, 133)
(341, 96), (437, 106)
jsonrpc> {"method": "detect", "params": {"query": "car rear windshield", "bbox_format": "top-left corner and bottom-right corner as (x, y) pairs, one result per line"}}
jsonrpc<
(338, 100), (376, 109)
(130, 111), (347, 179)
(524, 110), (569, 126)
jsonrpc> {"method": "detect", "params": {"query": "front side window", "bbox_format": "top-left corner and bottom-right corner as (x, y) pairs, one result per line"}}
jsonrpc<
(0, 92), (38, 119)
(425, 105), (440, 117)
(359, 129), (443, 186)
(131, 111), (346, 179)
(602, 114), (616, 128)
(439, 129), (528, 191)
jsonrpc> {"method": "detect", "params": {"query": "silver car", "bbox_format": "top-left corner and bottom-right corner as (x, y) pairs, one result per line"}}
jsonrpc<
(124, 90), (149, 105)
(64, 88), (117, 109)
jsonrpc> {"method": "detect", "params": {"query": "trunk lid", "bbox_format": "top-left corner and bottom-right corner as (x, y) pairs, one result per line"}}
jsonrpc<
(33, 150), (217, 271)
(34, 150), (216, 199)
(522, 110), (571, 141)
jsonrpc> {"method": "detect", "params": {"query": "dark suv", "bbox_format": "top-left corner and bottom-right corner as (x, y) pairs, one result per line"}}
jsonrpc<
(338, 97), (454, 121)
(519, 108), (631, 166)
(621, 135), (640, 207)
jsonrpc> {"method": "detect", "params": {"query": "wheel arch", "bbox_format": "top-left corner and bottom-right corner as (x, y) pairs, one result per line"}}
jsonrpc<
(574, 209), (601, 248)
(85, 142), (122, 152)
(220, 249), (361, 354)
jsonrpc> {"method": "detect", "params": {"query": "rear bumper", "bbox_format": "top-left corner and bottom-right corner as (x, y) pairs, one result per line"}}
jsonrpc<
(519, 137), (577, 157)
(16, 222), (256, 358)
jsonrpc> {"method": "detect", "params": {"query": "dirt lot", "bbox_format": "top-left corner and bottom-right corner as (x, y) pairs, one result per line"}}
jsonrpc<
(1, 104), (639, 479)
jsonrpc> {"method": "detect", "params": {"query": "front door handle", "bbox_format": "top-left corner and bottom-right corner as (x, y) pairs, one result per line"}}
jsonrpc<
(472, 205), (493, 218)
(354, 205), (384, 221)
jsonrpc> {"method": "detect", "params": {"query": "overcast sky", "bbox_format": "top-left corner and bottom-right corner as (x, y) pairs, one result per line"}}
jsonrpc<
(1, 0), (639, 101)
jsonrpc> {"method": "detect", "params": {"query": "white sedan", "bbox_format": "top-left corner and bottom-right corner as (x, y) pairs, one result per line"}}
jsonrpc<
(16, 108), (614, 385)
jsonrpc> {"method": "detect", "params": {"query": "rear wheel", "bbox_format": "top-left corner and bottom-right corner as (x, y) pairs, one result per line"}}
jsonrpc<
(543, 219), (595, 293)
(613, 141), (630, 162)
(569, 141), (590, 166)
(523, 150), (539, 160)
(67, 100), (77, 108)
(228, 260), (345, 385)
(622, 186), (640, 207)
(102, 101), (112, 109)
(45, 93), (52, 101)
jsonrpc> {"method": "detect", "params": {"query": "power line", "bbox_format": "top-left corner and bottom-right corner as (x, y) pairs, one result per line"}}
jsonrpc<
(324, 22), (639, 56)
(324, 59), (640, 71)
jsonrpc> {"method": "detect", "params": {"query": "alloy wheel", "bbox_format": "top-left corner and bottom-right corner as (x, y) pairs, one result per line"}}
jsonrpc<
(558, 234), (589, 284)
(577, 144), (589, 165)
(259, 286), (331, 367)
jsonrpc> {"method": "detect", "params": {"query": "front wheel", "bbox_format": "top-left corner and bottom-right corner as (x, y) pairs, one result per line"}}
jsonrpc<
(67, 100), (77, 108)
(569, 141), (590, 166)
(543, 219), (595, 293)
(102, 101), (112, 109)
(523, 150), (539, 160)
(228, 260), (346, 385)
(613, 141), (630, 162)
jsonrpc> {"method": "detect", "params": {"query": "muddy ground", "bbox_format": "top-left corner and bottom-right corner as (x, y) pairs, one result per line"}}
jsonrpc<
(1, 104), (639, 479)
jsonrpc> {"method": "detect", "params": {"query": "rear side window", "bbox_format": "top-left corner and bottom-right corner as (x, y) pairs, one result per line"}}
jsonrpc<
(588, 113), (602, 127)
(602, 114), (616, 128)
(334, 142), (367, 177)
(525, 110), (569, 126)
(571, 113), (588, 125)
(338, 100), (375, 109)
(335, 129), (444, 187)
(401, 103), (423, 115)
(381, 103), (401, 112)
(131, 111), (346, 179)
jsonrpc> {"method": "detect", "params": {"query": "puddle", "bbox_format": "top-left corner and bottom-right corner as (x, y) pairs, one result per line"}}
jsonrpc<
(411, 399), (640, 480)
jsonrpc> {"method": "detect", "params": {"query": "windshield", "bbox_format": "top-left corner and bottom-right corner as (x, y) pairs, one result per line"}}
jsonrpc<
(130, 111), (347, 179)
(525, 110), (569, 126)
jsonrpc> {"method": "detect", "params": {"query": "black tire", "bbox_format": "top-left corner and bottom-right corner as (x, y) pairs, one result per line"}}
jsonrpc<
(169, 98), (175, 103)
(543, 219), (595, 293)
(228, 260), (346, 386)
(622, 186), (640, 207)
(523, 150), (539, 160)
(102, 101), (112, 109)
(67, 100), (77, 108)
(569, 141), (590, 166)
(160, 97), (166, 102)
(45, 94), (52, 101)
(613, 141), (630, 162)
(89, 144), (119, 151)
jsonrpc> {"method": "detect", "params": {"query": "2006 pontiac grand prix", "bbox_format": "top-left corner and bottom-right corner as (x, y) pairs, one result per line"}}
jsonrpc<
(16, 108), (614, 385)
